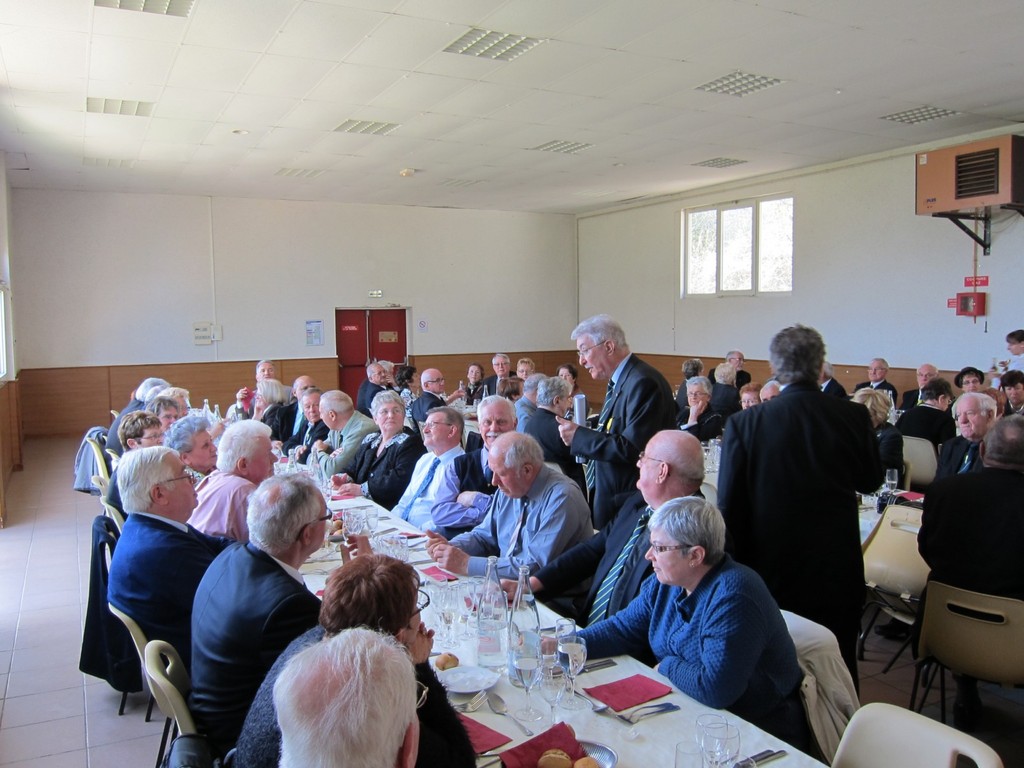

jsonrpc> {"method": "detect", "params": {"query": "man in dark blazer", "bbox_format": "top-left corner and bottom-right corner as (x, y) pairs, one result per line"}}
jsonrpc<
(281, 389), (329, 465)
(271, 375), (315, 442)
(189, 473), (325, 756)
(718, 325), (883, 686)
(853, 357), (898, 402)
(524, 376), (585, 494)
(107, 446), (232, 670)
(899, 363), (938, 410)
(935, 391), (998, 479)
(529, 430), (704, 625)
(895, 377), (956, 449)
(557, 314), (677, 529)
(819, 361), (848, 398)
(480, 353), (510, 397)
(918, 415), (1024, 730)
(410, 368), (464, 423)
(355, 362), (387, 416)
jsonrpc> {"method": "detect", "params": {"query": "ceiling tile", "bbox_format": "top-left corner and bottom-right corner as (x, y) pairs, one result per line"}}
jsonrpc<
(344, 14), (465, 70)
(168, 45), (261, 91)
(240, 55), (336, 98)
(370, 71), (474, 111)
(219, 93), (300, 126)
(155, 88), (234, 121)
(89, 35), (178, 86)
(268, 3), (387, 60)
(184, 0), (301, 52)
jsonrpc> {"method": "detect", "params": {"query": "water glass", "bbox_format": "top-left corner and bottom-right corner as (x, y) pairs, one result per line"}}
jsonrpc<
(675, 741), (705, 768)
(885, 468), (899, 493)
(557, 634), (588, 711)
(537, 654), (564, 724)
(702, 722), (740, 768)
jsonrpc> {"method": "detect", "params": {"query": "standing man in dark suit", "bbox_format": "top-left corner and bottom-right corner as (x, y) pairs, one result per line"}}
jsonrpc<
(480, 354), (510, 397)
(523, 430), (704, 624)
(918, 415), (1024, 730)
(899, 363), (938, 410)
(189, 473), (325, 756)
(935, 391), (997, 479)
(853, 357), (898, 402)
(717, 325), (883, 686)
(819, 361), (848, 398)
(556, 314), (677, 529)
(355, 362), (387, 417)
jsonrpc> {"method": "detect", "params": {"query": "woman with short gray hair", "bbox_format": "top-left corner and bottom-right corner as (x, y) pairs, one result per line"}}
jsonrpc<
(579, 496), (810, 751)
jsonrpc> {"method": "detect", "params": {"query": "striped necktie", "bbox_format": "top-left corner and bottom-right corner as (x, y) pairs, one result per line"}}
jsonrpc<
(587, 508), (651, 625)
(959, 442), (978, 474)
(401, 456), (441, 521)
(584, 379), (615, 490)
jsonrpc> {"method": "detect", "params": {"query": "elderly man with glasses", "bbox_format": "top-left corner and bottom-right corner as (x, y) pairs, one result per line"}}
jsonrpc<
(107, 446), (233, 671)
(411, 369), (466, 423)
(189, 473), (325, 757)
(392, 406), (465, 530)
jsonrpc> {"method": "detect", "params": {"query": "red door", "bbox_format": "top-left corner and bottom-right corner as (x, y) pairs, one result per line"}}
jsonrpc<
(335, 308), (408, 397)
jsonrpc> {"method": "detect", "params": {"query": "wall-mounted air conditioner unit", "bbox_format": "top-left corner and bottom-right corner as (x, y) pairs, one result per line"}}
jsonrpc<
(916, 135), (1024, 215)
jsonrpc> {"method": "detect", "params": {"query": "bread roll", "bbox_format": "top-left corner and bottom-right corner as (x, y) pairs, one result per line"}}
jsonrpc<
(574, 758), (600, 768)
(435, 652), (459, 671)
(537, 749), (572, 768)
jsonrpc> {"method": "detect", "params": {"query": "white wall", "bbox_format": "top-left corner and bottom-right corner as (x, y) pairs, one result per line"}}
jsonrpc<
(578, 153), (1024, 370)
(10, 191), (577, 369)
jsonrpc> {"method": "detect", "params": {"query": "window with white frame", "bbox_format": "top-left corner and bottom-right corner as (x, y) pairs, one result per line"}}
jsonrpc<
(682, 195), (793, 296)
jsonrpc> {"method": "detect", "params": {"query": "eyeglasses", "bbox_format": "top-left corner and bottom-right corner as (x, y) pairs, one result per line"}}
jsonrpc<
(638, 451), (667, 466)
(577, 341), (604, 358)
(296, 512), (331, 541)
(425, 377), (445, 384)
(160, 474), (192, 486)
(649, 542), (694, 554)
(415, 680), (429, 709)
(423, 421), (453, 430)
(414, 588), (431, 614)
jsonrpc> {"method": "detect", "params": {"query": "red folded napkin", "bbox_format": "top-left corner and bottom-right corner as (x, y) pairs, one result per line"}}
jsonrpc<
(331, 492), (359, 500)
(421, 565), (457, 582)
(583, 673), (672, 711)
(458, 713), (512, 754)
(498, 723), (585, 768)
(399, 531), (426, 538)
(894, 490), (924, 502)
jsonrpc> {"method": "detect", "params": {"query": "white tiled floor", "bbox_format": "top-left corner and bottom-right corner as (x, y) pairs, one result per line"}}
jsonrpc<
(1, 437), (1022, 766)
(0, 438), (165, 768)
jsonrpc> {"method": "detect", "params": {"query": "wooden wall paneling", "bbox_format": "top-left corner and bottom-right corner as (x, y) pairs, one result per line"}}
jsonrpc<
(20, 367), (112, 437)
(278, 359), (341, 394)
(0, 382), (19, 527)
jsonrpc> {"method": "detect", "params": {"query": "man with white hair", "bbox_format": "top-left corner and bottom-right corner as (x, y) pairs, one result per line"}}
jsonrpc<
(481, 353), (511, 397)
(107, 446), (231, 670)
(231, 359), (277, 420)
(557, 314), (677, 529)
(429, 396), (516, 538)
(759, 380), (781, 402)
(281, 388), (328, 465)
(190, 474), (325, 756)
(357, 362), (388, 416)
(312, 390), (377, 476)
(935, 391), (998, 479)
(189, 420), (277, 541)
(273, 375), (316, 442)
(515, 373), (544, 432)
(275, 628), (419, 768)
(411, 369), (465, 423)
(899, 362), (939, 411)
(426, 432), (592, 579)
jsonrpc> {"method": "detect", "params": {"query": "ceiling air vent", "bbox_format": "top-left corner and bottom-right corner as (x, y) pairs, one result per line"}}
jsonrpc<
(955, 148), (999, 199)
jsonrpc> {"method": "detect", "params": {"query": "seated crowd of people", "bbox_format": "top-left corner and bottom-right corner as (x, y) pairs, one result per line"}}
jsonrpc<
(94, 323), (1024, 765)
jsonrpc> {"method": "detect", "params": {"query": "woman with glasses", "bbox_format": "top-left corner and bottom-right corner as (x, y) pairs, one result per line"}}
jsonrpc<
(234, 554), (475, 768)
(578, 496), (810, 751)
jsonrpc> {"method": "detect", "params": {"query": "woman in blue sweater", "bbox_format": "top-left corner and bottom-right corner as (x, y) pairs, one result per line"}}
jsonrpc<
(580, 496), (810, 751)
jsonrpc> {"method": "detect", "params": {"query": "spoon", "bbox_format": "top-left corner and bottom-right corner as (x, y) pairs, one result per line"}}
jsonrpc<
(486, 691), (534, 736)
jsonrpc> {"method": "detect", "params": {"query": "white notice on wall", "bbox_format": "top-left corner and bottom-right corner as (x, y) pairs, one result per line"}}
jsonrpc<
(193, 321), (213, 345)
(306, 320), (323, 346)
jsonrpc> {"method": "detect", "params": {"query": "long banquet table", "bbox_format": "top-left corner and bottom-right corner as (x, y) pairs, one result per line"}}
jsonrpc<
(301, 494), (826, 768)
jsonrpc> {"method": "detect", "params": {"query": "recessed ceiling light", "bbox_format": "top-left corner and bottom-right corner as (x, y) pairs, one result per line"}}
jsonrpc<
(444, 28), (545, 62)
(399, 168), (415, 177)
(696, 70), (783, 98)
(693, 157), (748, 169)
(232, 129), (249, 135)
(94, 0), (195, 18)
(83, 157), (135, 168)
(530, 140), (593, 155)
(275, 168), (325, 179)
(880, 106), (962, 125)
(334, 119), (400, 136)
(439, 178), (481, 188)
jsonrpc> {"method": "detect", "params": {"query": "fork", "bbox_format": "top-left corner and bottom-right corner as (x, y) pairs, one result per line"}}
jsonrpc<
(453, 690), (487, 713)
(616, 701), (681, 724)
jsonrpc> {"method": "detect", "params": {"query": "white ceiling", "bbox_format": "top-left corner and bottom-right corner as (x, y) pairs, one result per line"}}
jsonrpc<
(0, 0), (1022, 214)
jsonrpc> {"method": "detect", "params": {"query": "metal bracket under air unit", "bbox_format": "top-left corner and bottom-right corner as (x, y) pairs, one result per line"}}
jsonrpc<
(931, 210), (992, 255)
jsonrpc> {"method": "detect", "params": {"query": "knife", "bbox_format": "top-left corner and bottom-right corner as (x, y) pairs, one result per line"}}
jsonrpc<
(733, 749), (787, 767)
(581, 658), (617, 674)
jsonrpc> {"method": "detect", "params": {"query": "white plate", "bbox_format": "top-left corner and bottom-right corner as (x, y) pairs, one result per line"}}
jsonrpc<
(436, 665), (500, 693)
(579, 741), (618, 768)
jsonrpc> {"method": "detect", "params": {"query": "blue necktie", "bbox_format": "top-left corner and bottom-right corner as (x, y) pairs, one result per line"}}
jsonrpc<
(959, 442), (978, 473)
(402, 457), (441, 521)
(584, 379), (615, 490)
(588, 508), (651, 625)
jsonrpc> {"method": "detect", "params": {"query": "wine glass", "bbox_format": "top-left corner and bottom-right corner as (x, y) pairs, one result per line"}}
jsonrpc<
(557, 634), (588, 710)
(537, 654), (564, 724)
(511, 634), (544, 721)
(702, 722), (740, 768)
(884, 468), (899, 493)
(458, 579), (481, 640)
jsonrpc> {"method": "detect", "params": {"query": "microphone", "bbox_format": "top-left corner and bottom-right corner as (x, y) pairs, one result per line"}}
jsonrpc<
(573, 394), (588, 464)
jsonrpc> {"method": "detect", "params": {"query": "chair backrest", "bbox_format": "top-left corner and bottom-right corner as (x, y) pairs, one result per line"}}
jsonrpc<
(144, 640), (196, 735)
(105, 448), (120, 471)
(782, 611), (859, 763)
(86, 437), (111, 483)
(902, 436), (937, 489)
(832, 702), (1003, 768)
(699, 481), (717, 507)
(91, 473), (109, 496)
(109, 603), (150, 671)
(919, 581), (1024, 686)
(101, 500), (126, 535)
(862, 505), (929, 617)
